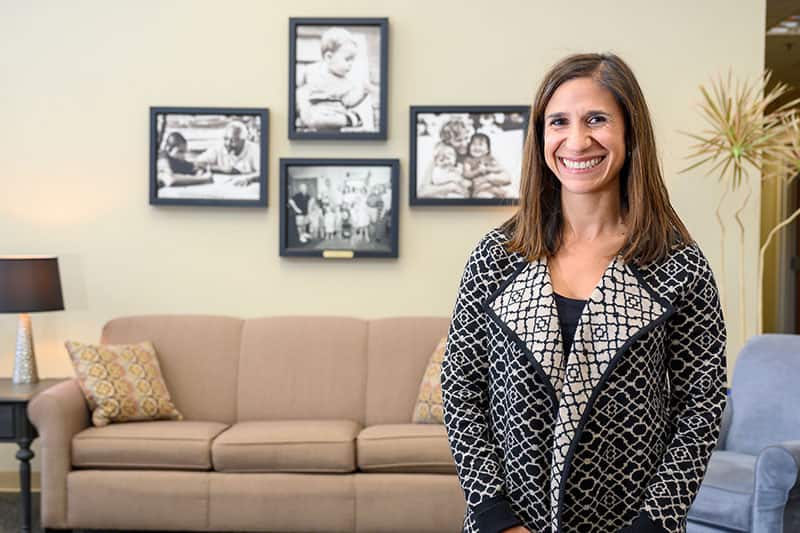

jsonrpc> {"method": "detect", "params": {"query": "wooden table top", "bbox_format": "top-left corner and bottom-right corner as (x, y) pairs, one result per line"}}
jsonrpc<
(0, 378), (68, 403)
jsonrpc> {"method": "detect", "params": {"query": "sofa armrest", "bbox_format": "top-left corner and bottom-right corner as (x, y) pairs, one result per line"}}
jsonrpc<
(752, 440), (800, 533)
(27, 378), (90, 529)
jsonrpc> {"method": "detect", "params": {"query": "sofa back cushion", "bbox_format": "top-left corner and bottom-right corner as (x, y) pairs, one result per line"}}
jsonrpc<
(237, 317), (368, 423)
(101, 315), (243, 424)
(365, 317), (450, 426)
(725, 334), (800, 455)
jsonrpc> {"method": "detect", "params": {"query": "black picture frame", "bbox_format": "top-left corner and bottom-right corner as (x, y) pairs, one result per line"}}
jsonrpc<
(149, 106), (269, 207)
(409, 105), (530, 206)
(280, 158), (399, 258)
(289, 17), (389, 140)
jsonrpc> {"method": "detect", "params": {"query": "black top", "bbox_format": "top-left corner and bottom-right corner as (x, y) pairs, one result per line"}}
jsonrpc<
(553, 291), (588, 358)
(291, 192), (310, 214)
(166, 155), (196, 175)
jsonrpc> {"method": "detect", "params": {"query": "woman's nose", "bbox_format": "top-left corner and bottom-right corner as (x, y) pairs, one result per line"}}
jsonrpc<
(565, 125), (592, 151)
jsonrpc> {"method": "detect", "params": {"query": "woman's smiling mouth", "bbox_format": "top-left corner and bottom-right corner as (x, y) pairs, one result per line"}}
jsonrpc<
(559, 155), (607, 171)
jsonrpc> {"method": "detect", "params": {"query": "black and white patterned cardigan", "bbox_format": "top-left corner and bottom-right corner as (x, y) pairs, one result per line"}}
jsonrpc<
(441, 228), (727, 533)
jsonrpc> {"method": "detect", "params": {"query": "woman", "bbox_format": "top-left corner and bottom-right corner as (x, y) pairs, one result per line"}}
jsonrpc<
(441, 53), (726, 533)
(418, 116), (474, 199)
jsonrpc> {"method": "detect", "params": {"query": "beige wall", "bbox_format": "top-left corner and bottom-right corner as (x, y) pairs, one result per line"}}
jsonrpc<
(0, 0), (765, 477)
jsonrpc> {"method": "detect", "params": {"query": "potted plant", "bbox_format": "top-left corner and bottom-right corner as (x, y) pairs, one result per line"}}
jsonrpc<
(682, 71), (800, 343)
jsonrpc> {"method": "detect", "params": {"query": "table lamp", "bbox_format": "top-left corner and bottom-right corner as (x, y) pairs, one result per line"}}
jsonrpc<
(0, 257), (64, 384)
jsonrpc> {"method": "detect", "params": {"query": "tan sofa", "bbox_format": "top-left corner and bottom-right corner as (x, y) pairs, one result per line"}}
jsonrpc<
(28, 315), (466, 532)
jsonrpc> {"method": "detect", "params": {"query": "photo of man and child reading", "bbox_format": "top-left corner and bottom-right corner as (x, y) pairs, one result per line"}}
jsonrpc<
(285, 165), (393, 253)
(154, 112), (263, 202)
(293, 24), (383, 135)
(414, 111), (527, 201)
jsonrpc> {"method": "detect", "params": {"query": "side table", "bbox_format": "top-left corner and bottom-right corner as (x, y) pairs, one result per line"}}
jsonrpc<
(0, 378), (65, 533)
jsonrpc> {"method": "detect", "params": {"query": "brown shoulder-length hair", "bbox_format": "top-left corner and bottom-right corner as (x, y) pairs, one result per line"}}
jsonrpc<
(501, 53), (692, 266)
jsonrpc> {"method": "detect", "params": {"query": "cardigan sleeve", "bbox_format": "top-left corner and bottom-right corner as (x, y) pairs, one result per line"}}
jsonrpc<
(440, 235), (523, 533)
(637, 246), (728, 533)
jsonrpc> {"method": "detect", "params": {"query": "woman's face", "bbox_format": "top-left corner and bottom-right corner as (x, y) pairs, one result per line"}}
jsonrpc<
(543, 77), (626, 197)
(442, 121), (471, 155)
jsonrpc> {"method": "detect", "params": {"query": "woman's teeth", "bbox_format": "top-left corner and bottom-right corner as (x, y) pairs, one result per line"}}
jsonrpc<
(561, 156), (604, 170)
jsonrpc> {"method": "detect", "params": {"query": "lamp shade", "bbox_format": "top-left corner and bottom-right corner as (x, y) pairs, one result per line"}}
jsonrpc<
(0, 257), (64, 313)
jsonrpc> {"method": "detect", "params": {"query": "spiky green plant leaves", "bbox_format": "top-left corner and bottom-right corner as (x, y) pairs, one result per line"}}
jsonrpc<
(681, 71), (800, 189)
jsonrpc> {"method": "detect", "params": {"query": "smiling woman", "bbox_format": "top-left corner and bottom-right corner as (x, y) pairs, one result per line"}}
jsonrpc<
(543, 78), (627, 198)
(441, 53), (727, 533)
(504, 53), (692, 267)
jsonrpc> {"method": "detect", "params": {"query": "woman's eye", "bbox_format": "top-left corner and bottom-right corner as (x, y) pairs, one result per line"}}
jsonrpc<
(549, 118), (566, 127)
(588, 115), (607, 125)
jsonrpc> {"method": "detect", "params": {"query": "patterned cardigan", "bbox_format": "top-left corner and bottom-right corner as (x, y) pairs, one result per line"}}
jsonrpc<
(441, 228), (727, 533)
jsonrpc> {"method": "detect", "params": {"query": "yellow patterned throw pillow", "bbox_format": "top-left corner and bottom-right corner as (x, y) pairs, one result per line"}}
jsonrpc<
(412, 336), (447, 424)
(65, 340), (183, 427)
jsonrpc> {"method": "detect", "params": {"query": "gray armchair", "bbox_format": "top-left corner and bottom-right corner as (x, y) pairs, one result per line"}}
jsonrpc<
(687, 334), (800, 533)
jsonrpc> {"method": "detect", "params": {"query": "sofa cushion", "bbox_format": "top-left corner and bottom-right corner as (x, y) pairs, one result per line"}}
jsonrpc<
(365, 317), (450, 426)
(686, 450), (755, 532)
(101, 315), (244, 424)
(355, 473), (465, 532)
(65, 340), (183, 427)
(357, 424), (456, 474)
(208, 473), (356, 532)
(67, 471), (211, 530)
(411, 337), (446, 424)
(72, 420), (228, 470)
(212, 420), (361, 473)
(237, 317), (368, 424)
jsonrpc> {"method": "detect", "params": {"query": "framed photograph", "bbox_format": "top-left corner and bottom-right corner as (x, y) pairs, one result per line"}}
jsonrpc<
(289, 18), (388, 140)
(149, 107), (268, 207)
(280, 158), (399, 258)
(409, 106), (530, 206)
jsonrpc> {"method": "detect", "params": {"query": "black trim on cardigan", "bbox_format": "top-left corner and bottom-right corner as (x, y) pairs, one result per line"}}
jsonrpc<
(484, 254), (528, 304)
(483, 260), (560, 414)
(484, 304), (560, 416)
(472, 494), (523, 533)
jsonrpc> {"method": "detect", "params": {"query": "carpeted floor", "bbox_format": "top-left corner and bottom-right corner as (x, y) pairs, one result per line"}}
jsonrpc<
(0, 491), (42, 533)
